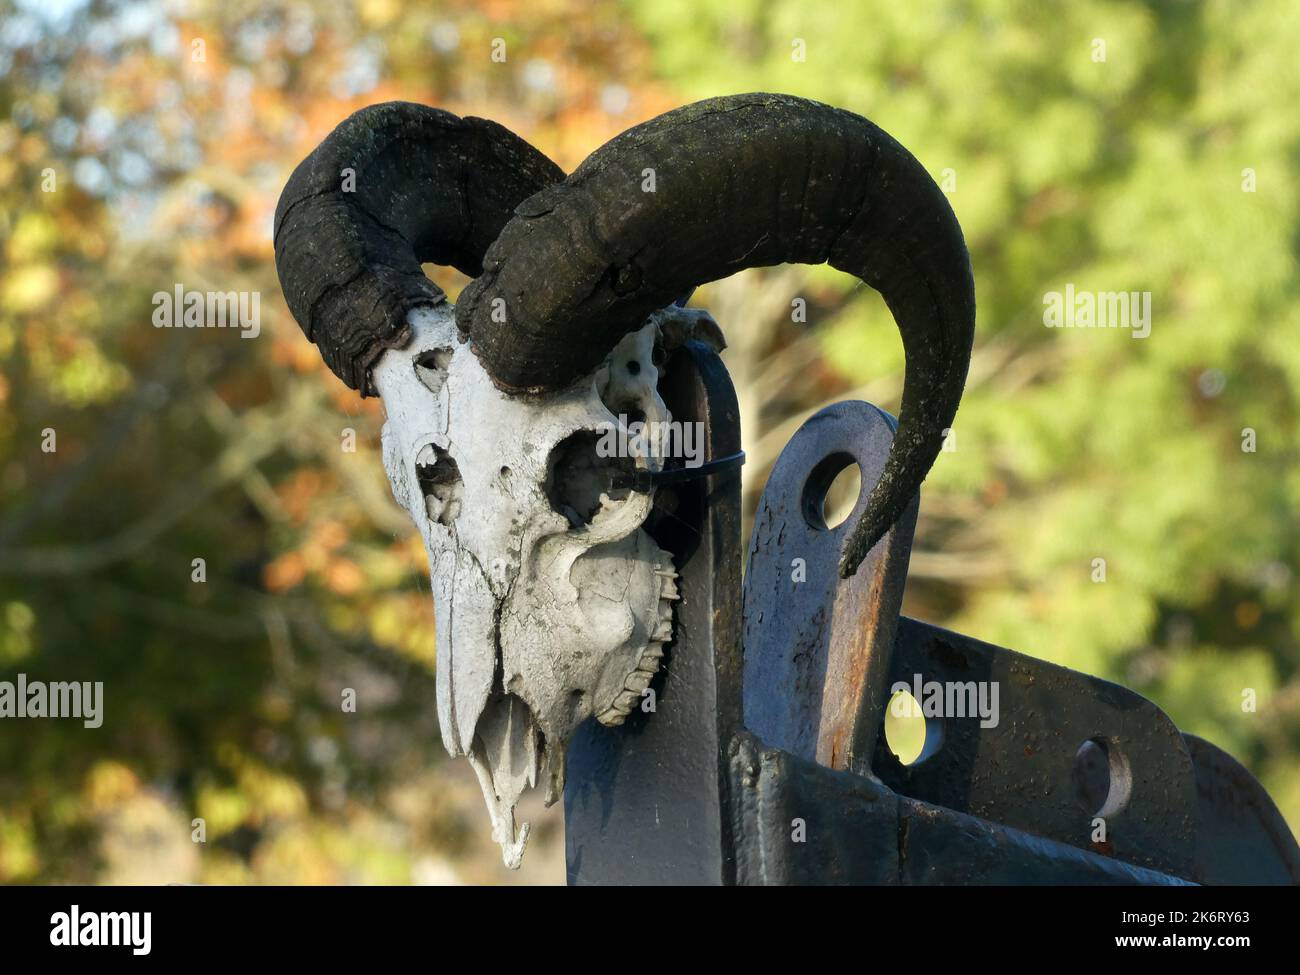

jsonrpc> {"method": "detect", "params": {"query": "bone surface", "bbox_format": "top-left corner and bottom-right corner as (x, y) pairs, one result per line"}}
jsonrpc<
(372, 303), (677, 867)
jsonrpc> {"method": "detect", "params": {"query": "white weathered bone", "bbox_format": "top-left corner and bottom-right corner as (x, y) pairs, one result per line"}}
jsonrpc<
(372, 302), (676, 868)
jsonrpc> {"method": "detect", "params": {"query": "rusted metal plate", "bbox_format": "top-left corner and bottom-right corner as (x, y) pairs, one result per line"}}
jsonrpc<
(742, 401), (917, 772)
(1183, 733), (1300, 884)
(730, 731), (1189, 885)
(871, 618), (1199, 879)
(729, 732), (899, 885)
(564, 340), (744, 885)
(894, 793), (1190, 885)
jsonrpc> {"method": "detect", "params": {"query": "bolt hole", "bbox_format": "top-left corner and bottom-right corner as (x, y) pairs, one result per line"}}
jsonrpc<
(1072, 737), (1132, 817)
(884, 689), (944, 766)
(801, 452), (863, 531)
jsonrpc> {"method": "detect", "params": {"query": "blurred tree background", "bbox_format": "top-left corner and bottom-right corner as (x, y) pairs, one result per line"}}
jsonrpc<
(0, 0), (1297, 883)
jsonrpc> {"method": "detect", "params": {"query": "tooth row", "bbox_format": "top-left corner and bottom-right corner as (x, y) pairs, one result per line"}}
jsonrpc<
(595, 638), (668, 728)
(595, 566), (678, 727)
(654, 567), (680, 601)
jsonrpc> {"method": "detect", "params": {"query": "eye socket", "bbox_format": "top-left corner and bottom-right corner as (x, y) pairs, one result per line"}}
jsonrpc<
(626, 360), (641, 376)
(544, 430), (633, 527)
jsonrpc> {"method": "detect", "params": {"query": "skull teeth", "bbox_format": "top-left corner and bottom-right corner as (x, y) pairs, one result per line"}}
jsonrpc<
(625, 671), (652, 694)
(594, 563), (677, 728)
(595, 638), (666, 727)
(595, 634), (667, 723)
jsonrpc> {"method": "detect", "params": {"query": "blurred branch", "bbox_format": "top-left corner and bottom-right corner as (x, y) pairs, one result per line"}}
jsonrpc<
(745, 330), (1044, 478)
(907, 549), (1010, 582)
(202, 393), (291, 525)
(304, 425), (412, 537)
(87, 580), (266, 639)
(0, 387), (318, 575)
(0, 362), (180, 548)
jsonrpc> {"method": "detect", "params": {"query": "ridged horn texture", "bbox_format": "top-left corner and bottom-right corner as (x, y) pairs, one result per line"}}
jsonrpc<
(456, 93), (976, 578)
(274, 101), (564, 393)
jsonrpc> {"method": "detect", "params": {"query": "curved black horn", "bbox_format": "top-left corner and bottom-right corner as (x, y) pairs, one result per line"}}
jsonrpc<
(274, 101), (564, 393)
(457, 93), (975, 578)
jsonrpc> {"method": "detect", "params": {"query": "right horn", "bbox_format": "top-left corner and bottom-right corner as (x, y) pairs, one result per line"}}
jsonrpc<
(457, 93), (976, 578)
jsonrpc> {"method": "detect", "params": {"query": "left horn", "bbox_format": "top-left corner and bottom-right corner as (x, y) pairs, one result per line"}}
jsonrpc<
(456, 92), (975, 578)
(274, 101), (563, 393)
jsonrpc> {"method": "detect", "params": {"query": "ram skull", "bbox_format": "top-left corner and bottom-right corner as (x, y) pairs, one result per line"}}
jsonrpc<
(274, 94), (975, 866)
(370, 302), (688, 865)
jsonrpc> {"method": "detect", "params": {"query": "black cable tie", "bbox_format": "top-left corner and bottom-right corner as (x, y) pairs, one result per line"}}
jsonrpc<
(611, 450), (746, 493)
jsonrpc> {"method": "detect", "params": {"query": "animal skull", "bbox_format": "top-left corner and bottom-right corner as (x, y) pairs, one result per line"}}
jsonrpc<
(274, 95), (974, 868)
(372, 302), (679, 867)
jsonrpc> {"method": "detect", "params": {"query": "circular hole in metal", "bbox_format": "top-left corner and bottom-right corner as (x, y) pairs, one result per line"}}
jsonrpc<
(884, 689), (944, 766)
(801, 451), (863, 531)
(1072, 737), (1132, 818)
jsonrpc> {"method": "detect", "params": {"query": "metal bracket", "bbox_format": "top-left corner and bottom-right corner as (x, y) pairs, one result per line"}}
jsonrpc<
(564, 340), (744, 885)
(564, 342), (1299, 884)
